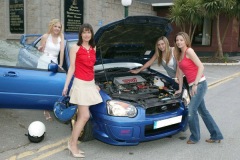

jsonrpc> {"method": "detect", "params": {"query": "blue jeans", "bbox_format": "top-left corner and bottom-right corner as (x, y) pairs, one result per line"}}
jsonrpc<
(188, 80), (223, 142)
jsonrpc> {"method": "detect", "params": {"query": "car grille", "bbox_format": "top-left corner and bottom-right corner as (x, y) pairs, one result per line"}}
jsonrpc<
(145, 100), (180, 115)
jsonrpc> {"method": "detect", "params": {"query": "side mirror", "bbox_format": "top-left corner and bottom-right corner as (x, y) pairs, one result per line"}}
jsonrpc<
(48, 62), (58, 73)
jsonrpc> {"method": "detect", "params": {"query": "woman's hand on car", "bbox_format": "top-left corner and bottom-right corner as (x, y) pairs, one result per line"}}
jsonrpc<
(38, 46), (44, 52)
(174, 89), (182, 95)
(58, 65), (64, 71)
(129, 69), (140, 74)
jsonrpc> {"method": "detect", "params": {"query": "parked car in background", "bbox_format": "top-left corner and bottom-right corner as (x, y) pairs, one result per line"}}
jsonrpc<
(0, 16), (189, 146)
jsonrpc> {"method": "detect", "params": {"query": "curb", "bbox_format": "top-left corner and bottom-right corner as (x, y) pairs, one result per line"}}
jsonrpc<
(203, 60), (240, 66)
(203, 63), (240, 66)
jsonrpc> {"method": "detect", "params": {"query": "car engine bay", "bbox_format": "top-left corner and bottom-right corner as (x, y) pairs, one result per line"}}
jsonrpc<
(95, 67), (182, 114)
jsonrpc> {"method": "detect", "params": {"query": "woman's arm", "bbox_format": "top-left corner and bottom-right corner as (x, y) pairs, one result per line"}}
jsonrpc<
(59, 33), (65, 67)
(38, 34), (48, 52)
(186, 48), (204, 84)
(62, 44), (78, 96)
(175, 66), (183, 94)
(186, 48), (204, 95)
(172, 47), (179, 79)
(130, 53), (158, 74)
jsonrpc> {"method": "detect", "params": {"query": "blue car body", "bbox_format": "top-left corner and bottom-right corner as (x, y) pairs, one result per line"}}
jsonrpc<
(0, 16), (188, 146)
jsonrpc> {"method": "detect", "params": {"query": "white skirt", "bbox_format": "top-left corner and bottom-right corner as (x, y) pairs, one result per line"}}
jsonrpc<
(37, 54), (58, 69)
(69, 78), (103, 106)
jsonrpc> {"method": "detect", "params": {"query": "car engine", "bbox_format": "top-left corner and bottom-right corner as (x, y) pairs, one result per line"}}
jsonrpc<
(95, 68), (180, 113)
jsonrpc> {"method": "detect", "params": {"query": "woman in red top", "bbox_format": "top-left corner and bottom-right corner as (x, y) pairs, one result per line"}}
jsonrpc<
(62, 23), (102, 158)
(174, 32), (223, 144)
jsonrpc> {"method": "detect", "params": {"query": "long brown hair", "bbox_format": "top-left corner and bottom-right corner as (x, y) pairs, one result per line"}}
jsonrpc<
(174, 32), (191, 61)
(156, 36), (171, 66)
(77, 23), (95, 48)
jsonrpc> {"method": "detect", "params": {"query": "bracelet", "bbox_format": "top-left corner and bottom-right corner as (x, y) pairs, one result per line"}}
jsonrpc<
(193, 83), (198, 86)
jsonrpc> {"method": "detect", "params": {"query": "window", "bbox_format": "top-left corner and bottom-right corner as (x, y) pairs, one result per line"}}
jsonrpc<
(9, 0), (24, 34)
(192, 18), (212, 46)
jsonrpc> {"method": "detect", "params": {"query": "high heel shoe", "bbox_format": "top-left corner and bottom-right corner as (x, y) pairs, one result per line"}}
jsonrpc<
(205, 139), (221, 143)
(67, 140), (84, 154)
(67, 141), (85, 158)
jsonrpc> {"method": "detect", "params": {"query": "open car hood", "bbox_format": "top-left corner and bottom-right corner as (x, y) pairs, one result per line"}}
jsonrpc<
(95, 16), (172, 65)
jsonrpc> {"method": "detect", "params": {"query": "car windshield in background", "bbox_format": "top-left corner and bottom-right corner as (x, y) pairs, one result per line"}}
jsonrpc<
(66, 40), (77, 51)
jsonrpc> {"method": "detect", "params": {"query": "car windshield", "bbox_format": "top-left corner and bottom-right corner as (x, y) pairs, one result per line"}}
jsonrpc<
(0, 40), (23, 67)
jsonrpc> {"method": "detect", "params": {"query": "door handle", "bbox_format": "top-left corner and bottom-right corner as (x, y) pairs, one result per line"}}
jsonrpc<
(4, 71), (18, 77)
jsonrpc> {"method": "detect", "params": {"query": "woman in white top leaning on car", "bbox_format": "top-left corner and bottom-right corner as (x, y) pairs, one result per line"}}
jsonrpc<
(37, 19), (64, 121)
(130, 36), (178, 78)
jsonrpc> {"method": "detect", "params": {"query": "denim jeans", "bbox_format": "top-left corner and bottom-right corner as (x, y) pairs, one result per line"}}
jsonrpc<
(188, 80), (223, 142)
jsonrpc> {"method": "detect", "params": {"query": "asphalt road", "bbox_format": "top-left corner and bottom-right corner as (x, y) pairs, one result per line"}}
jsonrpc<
(1, 64), (240, 160)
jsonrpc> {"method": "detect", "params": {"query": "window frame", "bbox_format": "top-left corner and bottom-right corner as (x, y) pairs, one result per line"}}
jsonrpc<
(192, 18), (212, 46)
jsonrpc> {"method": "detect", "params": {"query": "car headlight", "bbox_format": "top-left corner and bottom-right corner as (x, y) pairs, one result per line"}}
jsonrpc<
(107, 100), (137, 117)
(182, 89), (190, 107)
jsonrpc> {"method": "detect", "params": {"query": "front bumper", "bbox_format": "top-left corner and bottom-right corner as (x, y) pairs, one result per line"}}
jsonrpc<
(91, 107), (188, 146)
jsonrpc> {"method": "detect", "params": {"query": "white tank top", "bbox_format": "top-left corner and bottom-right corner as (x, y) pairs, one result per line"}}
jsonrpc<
(161, 48), (177, 78)
(162, 49), (175, 70)
(44, 34), (61, 62)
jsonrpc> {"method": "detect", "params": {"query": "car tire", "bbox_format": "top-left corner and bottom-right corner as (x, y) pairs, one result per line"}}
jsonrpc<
(78, 120), (94, 142)
(70, 114), (94, 142)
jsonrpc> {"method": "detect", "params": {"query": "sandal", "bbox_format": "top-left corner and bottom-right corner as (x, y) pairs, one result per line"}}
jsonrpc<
(205, 139), (221, 143)
(44, 110), (53, 121)
(186, 139), (196, 144)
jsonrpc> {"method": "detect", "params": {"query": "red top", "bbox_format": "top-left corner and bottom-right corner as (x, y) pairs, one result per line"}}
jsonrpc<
(74, 46), (96, 81)
(178, 48), (204, 84)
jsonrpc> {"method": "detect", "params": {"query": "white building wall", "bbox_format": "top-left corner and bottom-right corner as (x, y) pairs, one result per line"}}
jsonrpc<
(0, 0), (155, 40)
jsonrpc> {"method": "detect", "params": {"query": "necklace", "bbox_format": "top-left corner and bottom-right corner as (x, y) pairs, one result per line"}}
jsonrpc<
(81, 45), (91, 58)
(81, 45), (90, 50)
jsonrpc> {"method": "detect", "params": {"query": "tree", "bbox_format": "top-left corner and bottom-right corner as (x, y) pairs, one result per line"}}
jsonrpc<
(169, 0), (239, 58)
(235, 0), (240, 20)
(168, 0), (203, 42)
(201, 0), (236, 58)
(168, 0), (188, 32)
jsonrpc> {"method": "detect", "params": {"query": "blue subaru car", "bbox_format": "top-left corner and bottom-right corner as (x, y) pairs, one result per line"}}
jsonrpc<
(0, 16), (189, 146)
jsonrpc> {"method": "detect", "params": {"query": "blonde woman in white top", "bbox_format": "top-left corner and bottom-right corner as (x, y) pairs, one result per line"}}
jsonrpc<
(37, 19), (64, 69)
(130, 36), (177, 78)
(37, 19), (64, 121)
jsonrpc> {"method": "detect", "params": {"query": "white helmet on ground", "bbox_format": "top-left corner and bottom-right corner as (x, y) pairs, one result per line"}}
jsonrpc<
(27, 121), (46, 143)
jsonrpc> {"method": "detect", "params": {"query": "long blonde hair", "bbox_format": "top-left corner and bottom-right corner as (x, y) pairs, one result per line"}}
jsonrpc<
(47, 19), (63, 35)
(156, 36), (171, 66)
(174, 32), (191, 61)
